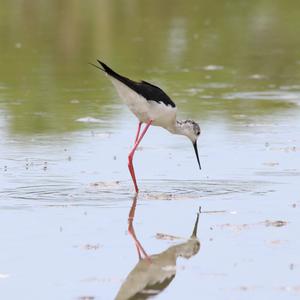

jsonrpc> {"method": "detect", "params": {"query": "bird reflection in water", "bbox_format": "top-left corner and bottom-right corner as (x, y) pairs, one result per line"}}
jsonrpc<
(115, 195), (201, 300)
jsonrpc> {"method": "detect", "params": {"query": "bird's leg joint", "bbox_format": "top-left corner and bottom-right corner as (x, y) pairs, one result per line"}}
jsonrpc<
(128, 152), (134, 164)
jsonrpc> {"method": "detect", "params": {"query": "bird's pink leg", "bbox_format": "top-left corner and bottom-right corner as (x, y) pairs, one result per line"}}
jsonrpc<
(128, 120), (153, 193)
(134, 122), (142, 144)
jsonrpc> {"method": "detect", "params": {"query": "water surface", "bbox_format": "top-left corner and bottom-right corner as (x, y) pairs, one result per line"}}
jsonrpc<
(1, 1), (300, 299)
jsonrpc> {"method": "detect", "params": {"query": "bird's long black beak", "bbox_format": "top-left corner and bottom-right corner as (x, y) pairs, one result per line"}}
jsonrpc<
(193, 141), (201, 170)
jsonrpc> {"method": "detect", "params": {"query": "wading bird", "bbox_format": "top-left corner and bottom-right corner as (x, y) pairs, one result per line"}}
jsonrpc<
(92, 60), (201, 193)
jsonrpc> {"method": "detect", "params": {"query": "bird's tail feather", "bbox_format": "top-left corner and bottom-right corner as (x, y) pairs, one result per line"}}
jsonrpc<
(91, 60), (134, 88)
(96, 60), (123, 80)
(89, 60), (115, 74)
(89, 62), (105, 72)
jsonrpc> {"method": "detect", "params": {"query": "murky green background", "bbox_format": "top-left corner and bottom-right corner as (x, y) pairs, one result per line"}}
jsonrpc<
(1, 0), (300, 134)
(1, 1), (300, 299)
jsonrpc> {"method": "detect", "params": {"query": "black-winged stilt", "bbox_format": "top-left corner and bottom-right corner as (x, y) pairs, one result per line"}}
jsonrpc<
(91, 60), (201, 193)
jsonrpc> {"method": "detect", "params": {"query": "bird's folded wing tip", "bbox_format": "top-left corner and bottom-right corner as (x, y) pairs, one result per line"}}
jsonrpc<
(97, 60), (108, 69)
(89, 61), (105, 72)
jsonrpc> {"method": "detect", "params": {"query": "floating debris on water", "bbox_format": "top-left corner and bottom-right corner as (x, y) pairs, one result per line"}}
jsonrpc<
(73, 244), (102, 250)
(89, 181), (121, 190)
(155, 233), (182, 240)
(82, 244), (101, 250)
(216, 219), (287, 232)
(201, 210), (227, 214)
(265, 220), (287, 227)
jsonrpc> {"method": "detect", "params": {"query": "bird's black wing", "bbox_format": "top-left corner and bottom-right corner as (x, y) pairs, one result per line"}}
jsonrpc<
(96, 60), (176, 108)
(137, 80), (176, 108)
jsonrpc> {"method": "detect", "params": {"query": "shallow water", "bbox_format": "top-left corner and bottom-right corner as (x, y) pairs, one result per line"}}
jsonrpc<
(1, 1), (300, 299)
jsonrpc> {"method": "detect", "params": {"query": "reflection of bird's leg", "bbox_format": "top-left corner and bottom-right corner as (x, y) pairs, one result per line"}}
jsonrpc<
(128, 195), (151, 262)
(129, 219), (150, 261)
(128, 197), (142, 259)
(128, 218), (143, 260)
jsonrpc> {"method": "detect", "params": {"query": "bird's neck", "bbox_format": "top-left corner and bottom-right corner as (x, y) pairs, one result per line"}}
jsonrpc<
(165, 239), (197, 258)
(167, 120), (187, 136)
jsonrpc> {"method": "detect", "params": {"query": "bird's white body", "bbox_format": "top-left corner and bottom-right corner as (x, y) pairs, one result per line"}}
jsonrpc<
(110, 77), (177, 130)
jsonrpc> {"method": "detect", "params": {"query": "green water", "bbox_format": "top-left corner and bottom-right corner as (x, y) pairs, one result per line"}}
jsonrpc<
(1, 0), (300, 134)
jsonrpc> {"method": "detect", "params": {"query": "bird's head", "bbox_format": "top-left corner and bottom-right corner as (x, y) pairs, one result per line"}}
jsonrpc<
(173, 207), (201, 259)
(177, 120), (201, 169)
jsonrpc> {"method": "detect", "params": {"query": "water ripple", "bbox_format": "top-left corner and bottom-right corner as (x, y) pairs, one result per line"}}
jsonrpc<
(0, 179), (273, 208)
